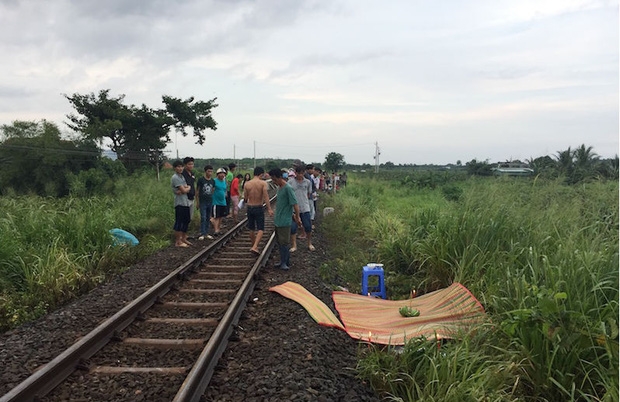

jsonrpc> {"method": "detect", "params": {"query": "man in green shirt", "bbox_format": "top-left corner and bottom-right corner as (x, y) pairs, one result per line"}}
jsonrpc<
(268, 168), (301, 270)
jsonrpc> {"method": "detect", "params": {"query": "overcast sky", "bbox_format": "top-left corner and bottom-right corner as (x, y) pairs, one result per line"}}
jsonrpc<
(0, 0), (617, 165)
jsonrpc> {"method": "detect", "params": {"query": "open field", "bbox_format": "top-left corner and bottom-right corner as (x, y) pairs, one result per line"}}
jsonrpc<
(320, 173), (618, 401)
(1, 168), (617, 400)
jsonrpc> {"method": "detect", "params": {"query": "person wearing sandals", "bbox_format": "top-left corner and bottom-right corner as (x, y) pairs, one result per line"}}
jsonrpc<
(269, 168), (301, 270)
(211, 168), (228, 236)
(288, 164), (315, 252)
(171, 160), (192, 247)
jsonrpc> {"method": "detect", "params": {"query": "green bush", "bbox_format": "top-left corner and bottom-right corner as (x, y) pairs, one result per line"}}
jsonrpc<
(321, 174), (619, 401)
(0, 169), (174, 331)
(441, 183), (463, 201)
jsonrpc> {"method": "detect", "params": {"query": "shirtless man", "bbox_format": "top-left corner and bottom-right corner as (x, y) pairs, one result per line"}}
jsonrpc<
(242, 166), (274, 254)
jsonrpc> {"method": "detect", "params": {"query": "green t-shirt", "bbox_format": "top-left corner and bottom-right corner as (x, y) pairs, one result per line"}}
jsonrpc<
(274, 183), (298, 227)
(226, 171), (234, 191)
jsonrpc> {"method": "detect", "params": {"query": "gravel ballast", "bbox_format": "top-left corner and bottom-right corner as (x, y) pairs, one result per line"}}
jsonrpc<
(0, 215), (381, 401)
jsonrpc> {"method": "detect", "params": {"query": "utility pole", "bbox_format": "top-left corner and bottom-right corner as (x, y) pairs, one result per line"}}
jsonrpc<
(373, 141), (381, 173)
(156, 151), (160, 181)
(253, 141), (256, 168)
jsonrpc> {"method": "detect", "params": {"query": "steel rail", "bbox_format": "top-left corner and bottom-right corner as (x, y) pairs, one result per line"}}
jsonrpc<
(1, 194), (278, 402)
(173, 230), (276, 402)
(0, 216), (256, 402)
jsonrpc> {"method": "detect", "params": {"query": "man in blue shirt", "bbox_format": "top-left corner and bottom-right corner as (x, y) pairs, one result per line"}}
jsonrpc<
(211, 168), (228, 236)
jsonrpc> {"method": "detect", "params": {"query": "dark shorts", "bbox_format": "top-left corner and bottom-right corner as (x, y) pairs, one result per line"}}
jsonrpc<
(275, 226), (290, 245)
(213, 205), (228, 218)
(291, 212), (312, 234)
(246, 205), (265, 231)
(173, 205), (191, 232)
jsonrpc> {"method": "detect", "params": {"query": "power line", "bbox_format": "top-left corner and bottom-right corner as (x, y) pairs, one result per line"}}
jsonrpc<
(0, 143), (103, 156)
(0, 143), (169, 161)
(254, 141), (374, 149)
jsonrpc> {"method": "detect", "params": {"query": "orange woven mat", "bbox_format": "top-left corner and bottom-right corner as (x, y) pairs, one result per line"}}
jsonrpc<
(269, 282), (485, 345)
(269, 281), (345, 330)
(333, 283), (486, 345)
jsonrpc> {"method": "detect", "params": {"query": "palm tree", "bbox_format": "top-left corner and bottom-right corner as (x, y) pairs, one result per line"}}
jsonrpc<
(556, 144), (602, 183)
(555, 147), (573, 176)
(573, 144), (599, 170)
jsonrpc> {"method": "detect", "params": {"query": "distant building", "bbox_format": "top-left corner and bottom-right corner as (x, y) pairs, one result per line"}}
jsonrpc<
(492, 162), (534, 176)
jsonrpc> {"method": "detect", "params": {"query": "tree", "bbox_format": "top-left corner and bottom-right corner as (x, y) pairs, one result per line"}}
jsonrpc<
(0, 120), (99, 196)
(553, 144), (603, 184)
(555, 147), (574, 177)
(465, 159), (493, 176)
(324, 152), (345, 172)
(162, 95), (218, 145)
(527, 155), (555, 175)
(573, 144), (599, 169)
(265, 160), (281, 172)
(383, 161), (395, 169)
(65, 90), (218, 170)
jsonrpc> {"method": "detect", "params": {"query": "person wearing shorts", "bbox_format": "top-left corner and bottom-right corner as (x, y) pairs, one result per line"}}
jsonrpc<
(211, 168), (228, 236)
(243, 166), (274, 254)
(171, 160), (192, 247)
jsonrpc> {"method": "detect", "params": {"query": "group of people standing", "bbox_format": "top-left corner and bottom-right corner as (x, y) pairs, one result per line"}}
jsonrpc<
(171, 157), (245, 248)
(170, 157), (321, 271)
(317, 170), (347, 193)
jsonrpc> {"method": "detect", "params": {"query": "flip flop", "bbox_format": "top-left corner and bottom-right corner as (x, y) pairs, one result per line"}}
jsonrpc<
(308, 244), (316, 251)
(250, 249), (260, 256)
(176, 243), (189, 248)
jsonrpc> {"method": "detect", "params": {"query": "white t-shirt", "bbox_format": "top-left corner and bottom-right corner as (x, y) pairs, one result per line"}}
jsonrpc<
(288, 177), (312, 213)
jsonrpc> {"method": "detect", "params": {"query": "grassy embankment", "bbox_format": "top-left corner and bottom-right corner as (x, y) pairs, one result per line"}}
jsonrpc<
(0, 171), (175, 331)
(320, 172), (618, 402)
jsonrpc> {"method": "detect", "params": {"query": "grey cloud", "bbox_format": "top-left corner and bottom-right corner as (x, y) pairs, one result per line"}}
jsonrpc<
(66, 0), (196, 20)
(240, 0), (318, 29)
(0, 85), (35, 98)
(0, 0), (19, 7)
(0, 0), (330, 65)
(268, 50), (391, 80)
(477, 67), (541, 80)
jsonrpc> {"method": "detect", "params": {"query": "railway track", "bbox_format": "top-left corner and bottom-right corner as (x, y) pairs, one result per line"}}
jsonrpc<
(1, 198), (277, 402)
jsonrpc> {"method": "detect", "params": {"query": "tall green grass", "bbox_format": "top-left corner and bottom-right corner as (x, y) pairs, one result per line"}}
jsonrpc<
(321, 174), (618, 401)
(0, 171), (175, 331)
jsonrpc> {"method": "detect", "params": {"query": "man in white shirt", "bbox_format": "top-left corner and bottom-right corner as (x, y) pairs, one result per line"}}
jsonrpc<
(288, 165), (315, 252)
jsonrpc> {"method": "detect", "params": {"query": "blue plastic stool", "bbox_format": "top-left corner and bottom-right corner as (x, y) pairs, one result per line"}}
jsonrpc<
(361, 264), (386, 299)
